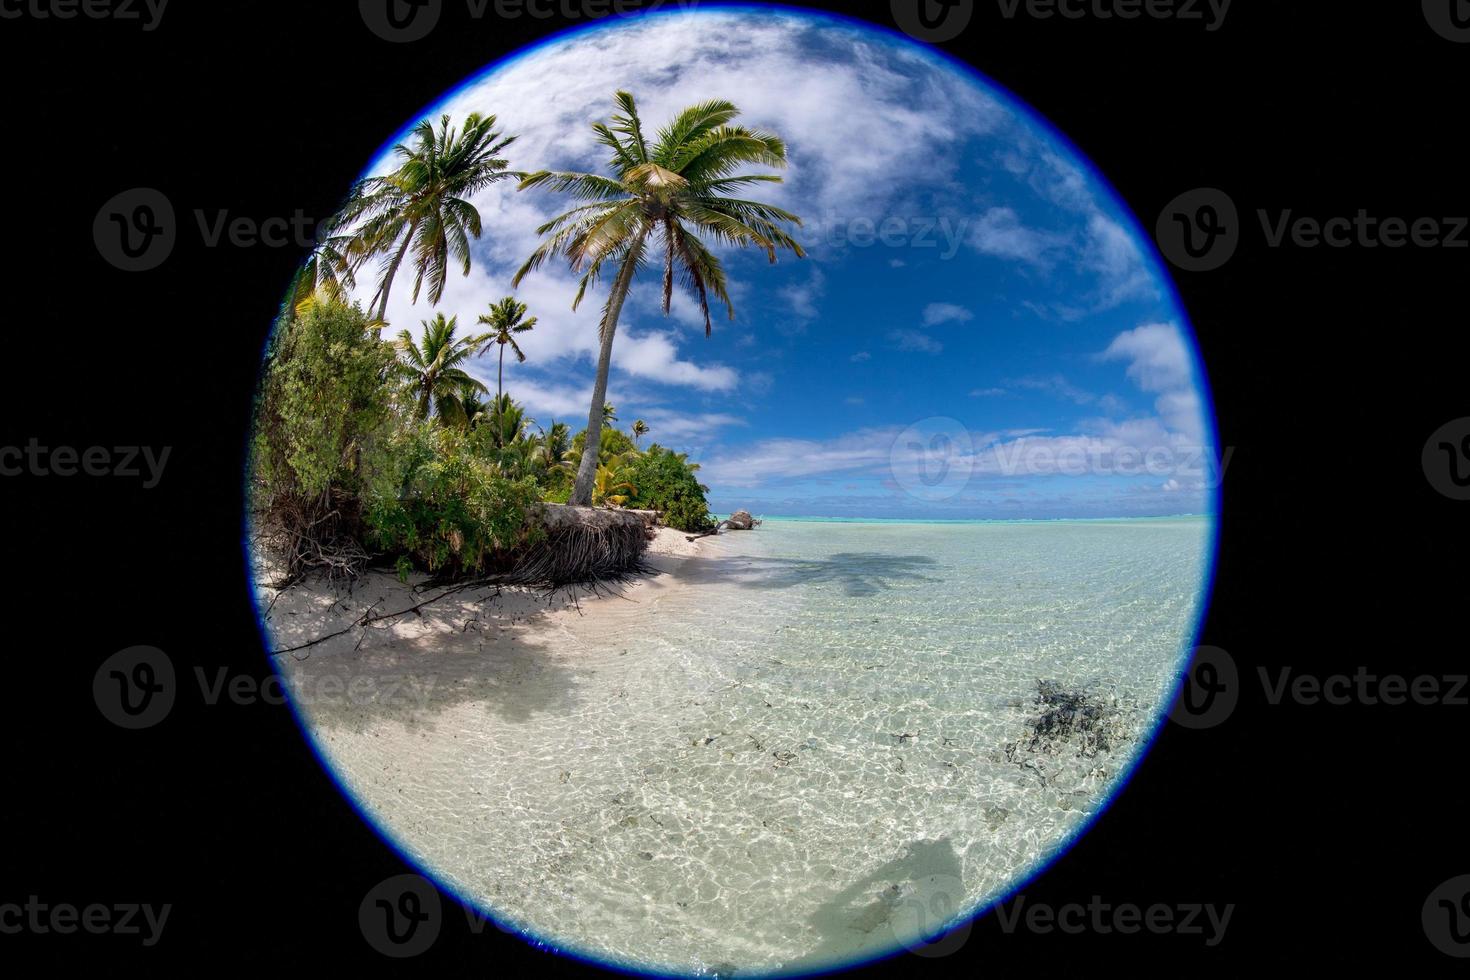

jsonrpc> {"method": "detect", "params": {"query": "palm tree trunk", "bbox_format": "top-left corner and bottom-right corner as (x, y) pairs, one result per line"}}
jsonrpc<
(375, 229), (416, 323)
(496, 344), (506, 448)
(570, 242), (643, 506)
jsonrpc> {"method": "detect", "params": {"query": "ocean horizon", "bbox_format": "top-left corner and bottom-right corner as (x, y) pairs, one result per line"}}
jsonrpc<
(722, 513), (1211, 526)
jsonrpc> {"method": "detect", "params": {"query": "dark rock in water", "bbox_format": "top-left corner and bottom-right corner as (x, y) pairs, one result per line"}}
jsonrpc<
(727, 510), (757, 530)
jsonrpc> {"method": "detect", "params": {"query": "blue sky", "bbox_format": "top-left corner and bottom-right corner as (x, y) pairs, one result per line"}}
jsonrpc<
(349, 6), (1218, 520)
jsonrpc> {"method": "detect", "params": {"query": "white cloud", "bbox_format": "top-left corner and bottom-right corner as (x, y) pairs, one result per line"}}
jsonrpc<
(888, 329), (943, 354)
(969, 207), (1066, 266)
(1011, 374), (1095, 405)
(1101, 323), (1195, 393)
(1099, 322), (1206, 443)
(923, 302), (974, 326)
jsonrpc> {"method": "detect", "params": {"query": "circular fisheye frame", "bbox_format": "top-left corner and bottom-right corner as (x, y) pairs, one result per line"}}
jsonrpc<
(248, 7), (1219, 974)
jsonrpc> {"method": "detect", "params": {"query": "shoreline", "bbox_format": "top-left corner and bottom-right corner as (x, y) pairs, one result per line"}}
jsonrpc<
(257, 526), (711, 663)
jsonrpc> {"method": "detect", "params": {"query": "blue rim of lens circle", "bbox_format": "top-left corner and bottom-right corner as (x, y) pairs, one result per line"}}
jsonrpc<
(243, 4), (1223, 976)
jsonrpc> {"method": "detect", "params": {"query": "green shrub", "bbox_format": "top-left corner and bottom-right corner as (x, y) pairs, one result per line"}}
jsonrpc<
(363, 424), (543, 578)
(624, 446), (716, 533)
(252, 297), (394, 501)
(572, 426), (636, 465)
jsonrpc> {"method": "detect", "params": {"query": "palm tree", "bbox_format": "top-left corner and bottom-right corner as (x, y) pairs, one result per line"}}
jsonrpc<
(476, 297), (539, 403)
(602, 402), (619, 427)
(537, 421), (575, 477)
(514, 91), (804, 505)
(343, 114), (520, 323)
(391, 313), (489, 421)
(593, 464), (637, 508)
(631, 419), (649, 449)
(484, 393), (531, 448)
(282, 234), (357, 319)
(459, 385), (490, 430)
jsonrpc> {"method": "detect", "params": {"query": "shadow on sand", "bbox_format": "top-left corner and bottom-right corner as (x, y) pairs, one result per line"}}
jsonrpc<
(260, 572), (600, 734)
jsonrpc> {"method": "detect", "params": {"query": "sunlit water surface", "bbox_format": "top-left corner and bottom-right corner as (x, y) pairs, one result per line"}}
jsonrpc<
(280, 518), (1211, 974)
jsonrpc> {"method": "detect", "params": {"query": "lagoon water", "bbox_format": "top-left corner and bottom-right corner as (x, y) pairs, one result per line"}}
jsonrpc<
(281, 517), (1212, 975)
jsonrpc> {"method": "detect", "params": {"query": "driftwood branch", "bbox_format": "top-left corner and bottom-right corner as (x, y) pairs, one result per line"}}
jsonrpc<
(268, 579), (501, 660)
(686, 519), (732, 542)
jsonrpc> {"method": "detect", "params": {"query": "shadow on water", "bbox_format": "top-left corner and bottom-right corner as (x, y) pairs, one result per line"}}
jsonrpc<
(687, 552), (941, 597)
(780, 838), (966, 974)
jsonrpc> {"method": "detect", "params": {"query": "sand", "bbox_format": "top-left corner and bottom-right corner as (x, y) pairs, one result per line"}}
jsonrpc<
(257, 526), (711, 728)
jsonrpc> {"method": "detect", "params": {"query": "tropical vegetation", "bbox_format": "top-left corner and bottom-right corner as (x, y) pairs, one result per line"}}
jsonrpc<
(252, 95), (801, 583)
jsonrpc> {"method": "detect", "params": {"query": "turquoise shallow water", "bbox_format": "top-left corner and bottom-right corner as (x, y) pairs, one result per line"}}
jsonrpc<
(281, 518), (1213, 974)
